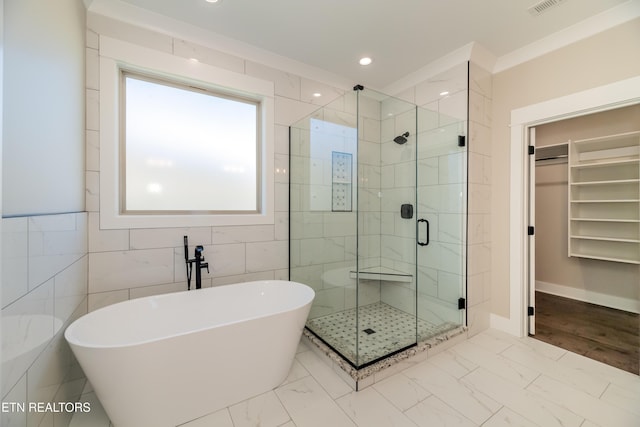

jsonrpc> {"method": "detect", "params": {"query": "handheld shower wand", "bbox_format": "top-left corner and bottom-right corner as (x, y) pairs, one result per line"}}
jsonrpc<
(183, 235), (209, 290)
(184, 236), (192, 290)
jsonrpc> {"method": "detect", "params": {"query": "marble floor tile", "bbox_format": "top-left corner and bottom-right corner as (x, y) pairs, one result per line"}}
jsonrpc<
(295, 349), (353, 399)
(282, 359), (311, 386)
(481, 407), (539, 427)
(556, 350), (640, 393)
(404, 395), (476, 427)
(68, 392), (110, 427)
(501, 343), (609, 397)
(372, 372), (431, 412)
(426, 348), (478, 379)
(512, 335), (567, 361)
(484, 329), (567, 361)
(600, 382), (640, 416)
(275, 376), (356, 427)
(467, 329), (514, 354)
(462, 367), (584, 427)
(336, 387), (417, 427)
(228, 391), (291, 427)
(404, 361), (501, 424)
(180, 408), (233, 427)
(526, 374), (640, 427)
(449, 341), (540, 388)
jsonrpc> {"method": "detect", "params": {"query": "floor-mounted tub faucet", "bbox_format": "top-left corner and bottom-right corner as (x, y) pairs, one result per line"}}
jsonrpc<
(184, 236), (209, 290)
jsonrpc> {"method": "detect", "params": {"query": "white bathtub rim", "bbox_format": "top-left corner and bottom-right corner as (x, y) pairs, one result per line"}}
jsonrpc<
(65, 280), (314, 350)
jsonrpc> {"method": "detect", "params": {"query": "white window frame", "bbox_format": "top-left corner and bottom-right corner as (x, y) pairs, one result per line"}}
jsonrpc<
(99, 36), (275, 229)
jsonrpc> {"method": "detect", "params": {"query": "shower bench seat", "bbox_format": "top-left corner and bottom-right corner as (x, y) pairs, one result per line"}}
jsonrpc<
(349, 266), (413, 283)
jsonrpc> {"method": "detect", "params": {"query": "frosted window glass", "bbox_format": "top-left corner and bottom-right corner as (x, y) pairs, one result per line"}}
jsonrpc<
(123, 74), (258, 212)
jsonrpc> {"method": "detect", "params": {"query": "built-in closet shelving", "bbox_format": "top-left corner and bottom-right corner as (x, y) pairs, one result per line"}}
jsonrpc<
(568, 131), (640, 264)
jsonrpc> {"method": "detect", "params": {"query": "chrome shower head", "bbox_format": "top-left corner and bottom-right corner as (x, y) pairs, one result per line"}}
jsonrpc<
(394, 132), (410, 144)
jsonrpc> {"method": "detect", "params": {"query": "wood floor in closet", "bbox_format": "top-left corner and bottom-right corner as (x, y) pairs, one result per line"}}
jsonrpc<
(533, 291), (639, 375)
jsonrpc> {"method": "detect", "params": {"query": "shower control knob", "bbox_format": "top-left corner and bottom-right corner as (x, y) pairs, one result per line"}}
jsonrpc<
(401, 204), (413, 219)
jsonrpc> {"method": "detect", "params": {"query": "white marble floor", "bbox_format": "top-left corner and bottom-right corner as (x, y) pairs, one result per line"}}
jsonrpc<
(70, 328), (640, 427)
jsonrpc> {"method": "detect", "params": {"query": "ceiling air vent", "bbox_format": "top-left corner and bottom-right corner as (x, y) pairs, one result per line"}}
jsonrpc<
(528, 0), (567, 16)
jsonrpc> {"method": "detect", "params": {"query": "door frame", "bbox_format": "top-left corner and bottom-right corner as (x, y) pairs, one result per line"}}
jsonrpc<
(527, 127), (536, 335)
(506, 75), (640, 337)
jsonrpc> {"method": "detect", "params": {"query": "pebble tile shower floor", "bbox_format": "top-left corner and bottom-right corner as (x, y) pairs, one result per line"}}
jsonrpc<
(306, 302), (459, 365)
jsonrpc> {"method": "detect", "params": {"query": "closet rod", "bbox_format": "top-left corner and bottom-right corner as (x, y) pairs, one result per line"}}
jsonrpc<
(535, 156), (568, 166)
(536, 154), (567, 162)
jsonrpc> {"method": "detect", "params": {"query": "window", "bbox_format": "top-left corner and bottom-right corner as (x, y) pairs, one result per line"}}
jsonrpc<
(122, 72), (260, 213)
(99, 36), (274, 229)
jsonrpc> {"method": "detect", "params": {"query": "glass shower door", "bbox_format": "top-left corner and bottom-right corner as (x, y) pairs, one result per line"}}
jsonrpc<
(289, 91), (361, 366)
(354, 88), (418, 366)
(415, 107), (467, 339)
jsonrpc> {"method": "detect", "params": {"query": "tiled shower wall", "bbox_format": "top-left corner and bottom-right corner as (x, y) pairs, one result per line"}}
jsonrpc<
(84, 13), (347, 309)
(289, 94), (363, 318)
(380, 90), (467, 325)
(1, 213), (88, 427)
(466, 62), (493, 336)
(291, 64), (490, 333)
(377, 99), (418, 315)
(390, 61), (493, 335)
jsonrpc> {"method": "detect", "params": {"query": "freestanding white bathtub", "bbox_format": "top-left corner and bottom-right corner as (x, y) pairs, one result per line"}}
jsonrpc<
(65, 280), (314, 427)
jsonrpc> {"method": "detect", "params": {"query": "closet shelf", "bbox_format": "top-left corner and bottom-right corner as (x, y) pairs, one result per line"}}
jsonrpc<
(570, 235), (640, 243)
(568, 131), (640, 264)
(570, 218), (639, 223)
(570, 199), (639, 203)
(570, 179), (639, 186)
(568, 253), (640, 264)
(570, 158), (639, 169)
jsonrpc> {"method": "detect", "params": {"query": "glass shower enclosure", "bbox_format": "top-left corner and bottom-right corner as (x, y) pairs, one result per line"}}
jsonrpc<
(289, 86), (467, 368)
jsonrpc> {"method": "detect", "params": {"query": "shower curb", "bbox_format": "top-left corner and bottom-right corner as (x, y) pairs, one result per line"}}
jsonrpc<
(302, 325), (468, 390)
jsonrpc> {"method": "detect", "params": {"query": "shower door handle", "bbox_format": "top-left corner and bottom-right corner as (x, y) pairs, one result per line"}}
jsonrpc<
(417, 218), (429, 246)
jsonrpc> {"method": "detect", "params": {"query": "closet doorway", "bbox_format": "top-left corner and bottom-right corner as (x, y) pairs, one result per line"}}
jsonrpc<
(530, 104), (640, 375)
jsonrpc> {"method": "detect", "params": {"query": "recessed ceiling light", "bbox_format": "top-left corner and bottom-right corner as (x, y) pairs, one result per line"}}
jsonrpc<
(440, 91), (449, 96)
(313, 93), (322, 97)
(205, 0), (222, 3)
(359, 57), (373, 66)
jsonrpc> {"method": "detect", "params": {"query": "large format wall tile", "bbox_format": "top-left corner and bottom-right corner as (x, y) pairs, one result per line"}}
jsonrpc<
(1, 218), (29, 308)
(28, 214), (87, 291)
(89, 248), (174, 292)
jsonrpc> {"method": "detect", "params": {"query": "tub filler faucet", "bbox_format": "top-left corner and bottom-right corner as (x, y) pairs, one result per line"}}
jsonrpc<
(184, 236), (209, 290)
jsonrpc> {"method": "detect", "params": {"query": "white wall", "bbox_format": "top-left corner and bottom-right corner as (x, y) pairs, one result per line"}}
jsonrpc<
(492, 17), (640, 320)
(1, 1), (89, 426)
(2, 0), (85, 216)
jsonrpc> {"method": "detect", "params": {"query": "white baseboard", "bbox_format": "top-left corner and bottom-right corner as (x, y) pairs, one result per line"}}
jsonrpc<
(535, 280), (640, 314)
(490, 313), (523, 337)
